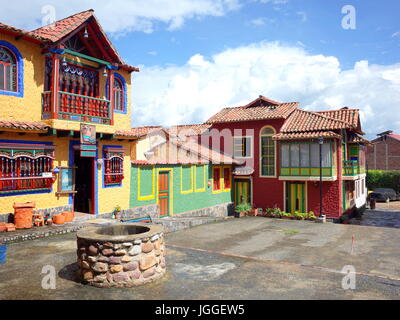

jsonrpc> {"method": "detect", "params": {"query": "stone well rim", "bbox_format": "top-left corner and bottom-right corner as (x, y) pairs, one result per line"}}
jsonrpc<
(77, 222), (163, 242)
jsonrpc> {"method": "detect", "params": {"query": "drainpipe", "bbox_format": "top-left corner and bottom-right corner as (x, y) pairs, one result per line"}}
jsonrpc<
(318, 136), (326, 222)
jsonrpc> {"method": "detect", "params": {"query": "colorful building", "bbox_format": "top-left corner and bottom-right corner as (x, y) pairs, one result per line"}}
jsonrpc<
(204, 96), (368, 219)
(0, 10), (139, 221)
(0, 9), (368, 224)
(128, 126), (235, 217)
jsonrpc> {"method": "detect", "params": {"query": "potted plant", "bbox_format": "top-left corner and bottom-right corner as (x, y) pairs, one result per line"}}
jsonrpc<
(306, 211), (317, 221)
(248, 207), (258, 217)
(113, 205), (122, 220)
(235, 202), (251, 218)
(264, 208), (273, 218)
(272, 207), (282, 218)
(293, 212), (304, 220)
(281, 212), (291, 219)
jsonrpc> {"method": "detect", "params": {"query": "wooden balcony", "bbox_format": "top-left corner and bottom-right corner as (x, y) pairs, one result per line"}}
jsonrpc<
(279, 167), (337, 181)
(342, 160), (366, 180)
(42, 91), (111, 125)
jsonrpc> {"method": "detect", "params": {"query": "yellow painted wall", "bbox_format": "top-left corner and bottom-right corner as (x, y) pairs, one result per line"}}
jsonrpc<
(0, 31), (132, 133)
(0, 33), (44, 122)
(0, 133), (70, 215)
(0, 132), (134, 216)
(97, 140), (133, 214)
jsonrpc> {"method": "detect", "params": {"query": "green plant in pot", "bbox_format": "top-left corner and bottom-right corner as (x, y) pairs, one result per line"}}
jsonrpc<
(235, 202), (251, 218)
(113, 205), (122, 220)
(306, 211), (317, 221)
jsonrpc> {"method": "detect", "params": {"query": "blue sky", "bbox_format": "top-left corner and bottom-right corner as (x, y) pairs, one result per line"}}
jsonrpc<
(114, 0), (400, 70)
(1, 0), (400, 138)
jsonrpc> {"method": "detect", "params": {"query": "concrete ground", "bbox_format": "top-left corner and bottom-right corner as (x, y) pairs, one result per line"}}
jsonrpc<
(0, 209), (400, 300)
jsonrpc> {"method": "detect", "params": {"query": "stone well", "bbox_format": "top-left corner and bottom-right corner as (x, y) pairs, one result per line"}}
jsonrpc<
(76, 223), (166, 288)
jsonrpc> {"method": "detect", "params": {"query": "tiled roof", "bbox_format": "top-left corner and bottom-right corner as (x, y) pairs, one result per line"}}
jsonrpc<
(174, 140), (238, 164)
(206, 101), (298, 124)
(31, 9), (94, 42)
(168, 124), (211, 136)
(243, 95), (281, 108)
(232, 166), (254, 175)
(280, 109), (353, 133)
(136, 139), (237, 165)
(316, 107), (360, 128)
(388, 134), (400, 142)
(273, 131), (341, 141)
(0, 22), (47, 42)
(0, 120), (49, 131)
(348, 134), (370, 144)
(115, 126), (163, 138)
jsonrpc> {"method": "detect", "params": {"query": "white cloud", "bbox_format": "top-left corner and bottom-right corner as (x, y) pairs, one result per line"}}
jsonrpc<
(132, 41), (400, 139)
(392, 31), (400, 38)
(0, 0), (241, 34)
(249, 17), (274, 26)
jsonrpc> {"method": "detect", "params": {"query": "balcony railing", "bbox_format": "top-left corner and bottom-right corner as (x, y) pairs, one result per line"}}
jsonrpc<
(42, 91), (111, 125)
(343, 160), (365, 176)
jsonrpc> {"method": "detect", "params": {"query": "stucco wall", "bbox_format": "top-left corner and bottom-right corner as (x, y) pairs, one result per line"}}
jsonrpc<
(0, 132), (133, 217)
(210, 119), (286, 210)
(130, 164), (232, 215)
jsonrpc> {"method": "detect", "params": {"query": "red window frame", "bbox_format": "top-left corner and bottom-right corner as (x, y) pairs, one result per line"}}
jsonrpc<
(0, 156), (54, 193)
(104, 156), (124, 186)
(223, 167), (231, 189)
(213, 167), (221, 191)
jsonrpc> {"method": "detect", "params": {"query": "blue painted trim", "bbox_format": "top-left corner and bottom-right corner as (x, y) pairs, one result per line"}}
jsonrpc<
(102, 145), (123, 189)
(69, 140), (99, 215)
(0, 40), (24, 98)
(106, 73), (127, 114)
(0, 139), (52, 145)
(0, 139), (54, 196)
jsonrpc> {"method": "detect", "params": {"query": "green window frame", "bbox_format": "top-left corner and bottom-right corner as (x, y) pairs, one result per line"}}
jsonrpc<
(260, 126), (276, 177)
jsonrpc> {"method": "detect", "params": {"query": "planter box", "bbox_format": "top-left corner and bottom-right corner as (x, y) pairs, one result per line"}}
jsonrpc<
(13, 202), (35, 229)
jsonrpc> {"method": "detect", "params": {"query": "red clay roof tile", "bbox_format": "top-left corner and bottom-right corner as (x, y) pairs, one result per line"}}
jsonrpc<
(0, 120), (49, 131)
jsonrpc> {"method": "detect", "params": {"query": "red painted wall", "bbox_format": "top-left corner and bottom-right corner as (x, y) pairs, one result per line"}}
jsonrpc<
(207, 121), (344, 218)
(209, 119), (286, 210)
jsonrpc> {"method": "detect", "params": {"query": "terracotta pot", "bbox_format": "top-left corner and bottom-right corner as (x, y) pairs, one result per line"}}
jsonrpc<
(0, 223), (6, 233)
(61, 211), (74, 223)
(53, 214), (65, 225)
(13, 202), (35, 229)
(46, 219), (53, 226)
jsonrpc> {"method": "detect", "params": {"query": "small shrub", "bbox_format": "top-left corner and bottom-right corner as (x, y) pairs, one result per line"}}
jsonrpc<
(235, 202), (252, 213)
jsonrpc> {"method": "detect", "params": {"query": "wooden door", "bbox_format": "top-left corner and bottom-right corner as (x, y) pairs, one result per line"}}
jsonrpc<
(286, 182), (306, 213)
(158, 171), (170, 217)
(234, 179), (251, 205)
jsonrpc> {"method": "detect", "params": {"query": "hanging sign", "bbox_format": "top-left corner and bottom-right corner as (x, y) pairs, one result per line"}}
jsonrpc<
(80, 124), (97, 157)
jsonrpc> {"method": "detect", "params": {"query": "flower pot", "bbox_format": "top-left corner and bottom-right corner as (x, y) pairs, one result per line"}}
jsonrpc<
(53, 214), (65, 225)
(0, 223), (6, 233)
(61, 211), (74, 223)
(13, 202), (35, 229)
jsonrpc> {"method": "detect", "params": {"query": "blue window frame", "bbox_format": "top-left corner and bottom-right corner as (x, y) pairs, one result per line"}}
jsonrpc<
(0, 41), (23, 97)
(106, 73), (127, 114)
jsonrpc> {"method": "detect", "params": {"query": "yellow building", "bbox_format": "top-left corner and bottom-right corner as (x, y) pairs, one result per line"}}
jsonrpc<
(0, 9), (139, 221)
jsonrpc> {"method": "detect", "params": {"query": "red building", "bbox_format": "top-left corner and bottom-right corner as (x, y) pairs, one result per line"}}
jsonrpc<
(203, 96), (368, 219)
(366, 131), (400, 171)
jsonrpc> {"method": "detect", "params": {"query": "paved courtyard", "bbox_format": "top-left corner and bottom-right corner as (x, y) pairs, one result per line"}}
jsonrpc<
(0, 209), (400, 300)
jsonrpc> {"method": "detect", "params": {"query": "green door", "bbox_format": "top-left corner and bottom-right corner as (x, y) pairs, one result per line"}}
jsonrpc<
(286, 182), (306, 213)
(234, 179), (251, 205)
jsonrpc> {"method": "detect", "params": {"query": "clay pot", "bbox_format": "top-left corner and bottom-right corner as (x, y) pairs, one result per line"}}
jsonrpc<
(13, 202), (35, 229)
(53, 214), (65, 225)
(0, 223), (6, 233)
(46, 219), (53, 226)
(61, 211), (74, 223)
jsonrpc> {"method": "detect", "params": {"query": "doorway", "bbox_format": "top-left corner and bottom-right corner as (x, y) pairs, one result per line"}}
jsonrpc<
(158, 171), (170, 217)
(73, 150), (95, 214)
(234, 179), (251, 206)
(286, 182), (306, 213)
